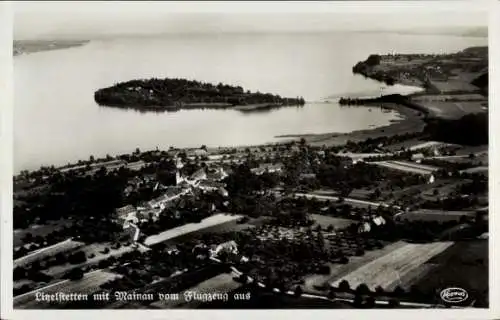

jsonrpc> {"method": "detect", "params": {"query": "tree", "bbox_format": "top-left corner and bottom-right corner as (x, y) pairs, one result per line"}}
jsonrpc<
(388, 298), (400, 308)
(294, 285), (303, 297)
(338, 280), (351, 292)
(375, 286), (385, 295)
(353, 294), (364, 308)
(365, 296), (376, 308)
(66, 268), (84, 281)
(14, 266), (26, 280)
(328, 287), (336, 299)
(355, 283), (371, 296)
(393, 285), (406, 296)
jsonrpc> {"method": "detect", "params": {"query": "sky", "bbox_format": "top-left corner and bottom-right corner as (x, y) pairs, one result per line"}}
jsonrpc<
(13, 1), (488, 40)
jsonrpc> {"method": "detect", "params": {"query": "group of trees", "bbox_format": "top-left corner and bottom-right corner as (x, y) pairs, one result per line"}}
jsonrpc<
(94, 77), (305, 110)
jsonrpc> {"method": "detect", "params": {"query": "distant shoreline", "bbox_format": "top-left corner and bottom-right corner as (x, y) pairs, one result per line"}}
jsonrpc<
(13, 40), (89, 56)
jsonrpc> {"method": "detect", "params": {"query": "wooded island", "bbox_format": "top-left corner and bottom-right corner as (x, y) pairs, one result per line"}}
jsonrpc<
(95, 78), (306, 112)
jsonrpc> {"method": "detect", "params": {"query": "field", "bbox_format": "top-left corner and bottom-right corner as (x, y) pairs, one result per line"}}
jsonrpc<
(144, 213), (243, 246)
(417, 100), (487, 120)
(413, 240), (488, 307)
(429, 80), (481, 93)
(330, 241), (454, 291)
(14, 220), (74, 248)
(369, 161), (436, 176)
(14, 269), (123, 309)
(14, 239), (85, 268)
(311, 214), (356, 230)
(394, 209), (476, 223)
(303, 241), (407, 294)
(43, 242), (136, 277)
(460, 166), (488, 174)
(412, 94), (485, 102)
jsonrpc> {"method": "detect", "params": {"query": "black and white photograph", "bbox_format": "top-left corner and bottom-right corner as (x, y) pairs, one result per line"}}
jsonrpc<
(1, 0), (496, 316)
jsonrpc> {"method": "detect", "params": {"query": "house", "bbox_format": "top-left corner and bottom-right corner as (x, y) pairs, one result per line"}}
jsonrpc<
(358, 222), (372, 233)
(299, 173), (317, 180)
(211, 240), (238, 257)
(127, 160), (146, 171)
(207, 167), (228, 181)
(190, 168), (207, 182)
(428, 174), (435, 184)
(198, 180), (225, 192)
(188, 148), (209, 157)
(114, 205), (138, 228)
(251, 163), (284, 175)
(137, 208), (162, 222)
(218, 187), (229, 198)
(411, 153), (425, 162)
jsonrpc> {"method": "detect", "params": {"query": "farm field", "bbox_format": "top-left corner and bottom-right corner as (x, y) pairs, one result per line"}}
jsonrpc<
(412, 94), (485, 102)
(43, 242), (136, 277)
(412, 240), (488, 307)
(395, 209), (476, 223)
(303, 241), (407, 294)
(369, 161), (436, 176)
(330, 241), (454, 291)
(460, 166), (488, 174)
(381, 178), (460, 202)
(14, 269), (122, 309)
(311, 214), (356, 230)
(14, 239), (85, 268)
(14, 220), (74, 248)
(429, 80), (481, 93)
(144, 213), (243, 247)
(421, 101), (487, 120)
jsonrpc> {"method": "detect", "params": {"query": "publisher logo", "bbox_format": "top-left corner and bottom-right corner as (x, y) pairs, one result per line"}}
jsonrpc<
(440, 287), (468, 304)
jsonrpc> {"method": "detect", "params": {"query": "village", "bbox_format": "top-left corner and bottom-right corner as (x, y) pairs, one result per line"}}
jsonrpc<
(12, 128), (488, 309)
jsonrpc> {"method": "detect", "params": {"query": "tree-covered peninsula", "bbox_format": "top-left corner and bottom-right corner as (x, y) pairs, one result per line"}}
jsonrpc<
(94, 78), (306, 112)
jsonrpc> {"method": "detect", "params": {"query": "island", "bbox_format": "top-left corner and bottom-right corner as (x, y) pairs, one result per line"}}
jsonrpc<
(94, 78), (306, 112)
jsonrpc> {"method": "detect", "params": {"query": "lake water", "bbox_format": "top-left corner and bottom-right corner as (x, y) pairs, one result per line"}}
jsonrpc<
(14, 32), (486, 172)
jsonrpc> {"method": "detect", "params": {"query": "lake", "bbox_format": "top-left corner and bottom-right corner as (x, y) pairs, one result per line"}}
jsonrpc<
(14, 32), (486, 172)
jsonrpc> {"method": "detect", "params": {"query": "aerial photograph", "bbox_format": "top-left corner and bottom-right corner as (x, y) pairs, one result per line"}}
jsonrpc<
(11, 1), (488, 310)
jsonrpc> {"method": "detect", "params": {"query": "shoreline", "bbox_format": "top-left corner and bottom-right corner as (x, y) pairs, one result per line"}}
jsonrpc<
(275, 103), (426, 146)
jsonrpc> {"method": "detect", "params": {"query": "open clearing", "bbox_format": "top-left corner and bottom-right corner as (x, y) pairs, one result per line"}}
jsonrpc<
(395, 209), (476, 223)
(144, 213), (243, 246)
(14, 269), (122, 309)
(421, 101), (487, 120)
(429, 80), (481, 93)
(412, 94), (485, 102)
(369, 161), (436, 175)
(311, 214), (356, 230)
(331, 241), (453, 291)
